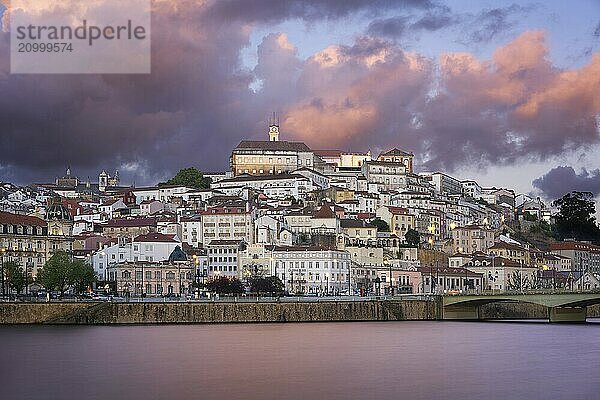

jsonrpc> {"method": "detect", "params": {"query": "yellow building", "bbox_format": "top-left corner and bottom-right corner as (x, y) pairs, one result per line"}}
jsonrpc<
(489, 241), (531, 266)
(451, 225), (495, 254)
(375, 206), (415, 240)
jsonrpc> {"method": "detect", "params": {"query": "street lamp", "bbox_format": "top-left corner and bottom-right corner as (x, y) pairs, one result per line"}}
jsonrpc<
(193, 255), (200, 298)
(0, 247), (6, 297)
(25, 262), (32, 296)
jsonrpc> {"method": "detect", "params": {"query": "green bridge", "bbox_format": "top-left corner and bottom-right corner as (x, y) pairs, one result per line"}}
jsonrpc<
(442, 293), (600, 322)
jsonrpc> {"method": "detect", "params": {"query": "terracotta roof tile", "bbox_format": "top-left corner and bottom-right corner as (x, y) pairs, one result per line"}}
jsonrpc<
(0, 211), (46, 227)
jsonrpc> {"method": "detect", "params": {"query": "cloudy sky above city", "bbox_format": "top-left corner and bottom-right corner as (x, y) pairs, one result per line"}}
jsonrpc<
(0, 0), (599, 202)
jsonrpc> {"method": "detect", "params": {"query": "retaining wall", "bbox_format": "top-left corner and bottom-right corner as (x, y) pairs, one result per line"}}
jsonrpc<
(1, 301), (597, 324)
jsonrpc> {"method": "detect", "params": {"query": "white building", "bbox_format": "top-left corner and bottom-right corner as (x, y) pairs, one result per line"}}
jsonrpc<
(212, 174), (314, 200)
(362, 161), (408, 191)
(207, 239), (244, 278)
(419, 172), (463, 196)
(140, 200), (164, 216)
(461, 180), (482, 199)
(132, 185), (195, 204)
(200, 203), (255, 245)
(92, 232), (181, 280)
(271, 245), (352, 295)
(293, 167), (330, 189)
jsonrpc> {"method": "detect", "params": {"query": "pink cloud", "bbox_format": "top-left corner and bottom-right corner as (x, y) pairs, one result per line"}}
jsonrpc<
(273, 30), (599, 169)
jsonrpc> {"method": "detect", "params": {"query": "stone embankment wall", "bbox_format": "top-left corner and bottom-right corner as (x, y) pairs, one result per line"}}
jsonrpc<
(0, 301), (598, 325)
(480, 303), (600, 319)
(0, 300), (438, 325)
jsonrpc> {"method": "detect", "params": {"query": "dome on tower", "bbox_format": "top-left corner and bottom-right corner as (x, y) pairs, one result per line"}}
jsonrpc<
(46, 203), (72, 221)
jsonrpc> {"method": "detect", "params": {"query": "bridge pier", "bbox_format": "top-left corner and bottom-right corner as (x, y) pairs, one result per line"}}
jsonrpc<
(443, 304), (480, 320)
(549, 306), (587, 323)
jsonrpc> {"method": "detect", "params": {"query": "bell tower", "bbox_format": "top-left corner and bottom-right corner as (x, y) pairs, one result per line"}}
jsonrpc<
(268, 112), (280, 141)
(268, 124), (279, 142)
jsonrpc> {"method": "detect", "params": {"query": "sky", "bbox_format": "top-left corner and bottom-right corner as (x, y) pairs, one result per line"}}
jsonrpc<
(0, 0), (599, 203)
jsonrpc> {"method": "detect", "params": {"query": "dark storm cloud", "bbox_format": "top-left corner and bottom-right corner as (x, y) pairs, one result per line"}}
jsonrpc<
(0, 1), (259, 185)
(367, 16), (411, 38)
(205, 0), (438, 24)
(0, 1), (599, 188)
(533, 166), (600, 199)
(0, 0), (445, 185)
(465, 3), (535, 43)
(366, 6), (455, 39)
(412, 11), (455, 31)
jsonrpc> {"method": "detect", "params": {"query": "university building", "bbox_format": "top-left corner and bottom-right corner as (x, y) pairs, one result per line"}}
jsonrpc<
(230, 123), (321, 176)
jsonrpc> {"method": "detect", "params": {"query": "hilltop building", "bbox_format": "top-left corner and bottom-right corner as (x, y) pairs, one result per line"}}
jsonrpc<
(231, 122), (322, 176)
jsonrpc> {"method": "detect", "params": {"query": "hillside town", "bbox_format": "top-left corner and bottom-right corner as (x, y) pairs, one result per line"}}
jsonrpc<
(1, 122), (598, 297)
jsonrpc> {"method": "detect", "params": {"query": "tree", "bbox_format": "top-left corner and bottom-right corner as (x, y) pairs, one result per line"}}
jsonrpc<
(523, 212), (538, 222)
(37, 251), (95, 295)
(206, 276), (245, 295)
(160, 167), (212, 189)
(370, 218), (390, 232)
(405, 228), (420, 247)
(552, 191), (600, 243)
(37, 251), (72, 295)
(5, 261), (26, 294)
(71, 259), (96, 294)
(249, 276), (284, 295)
(506, 270), (531, 291)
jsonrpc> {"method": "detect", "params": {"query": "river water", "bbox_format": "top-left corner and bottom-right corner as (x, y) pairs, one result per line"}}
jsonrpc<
(1, 321), (599, 400)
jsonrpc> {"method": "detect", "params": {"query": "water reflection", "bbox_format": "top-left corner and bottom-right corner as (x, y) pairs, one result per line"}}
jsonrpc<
(1, 322), (599, 400)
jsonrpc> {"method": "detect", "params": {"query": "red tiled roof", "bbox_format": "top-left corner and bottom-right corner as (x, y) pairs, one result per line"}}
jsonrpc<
(550, 241), (600, 252)
(208, 239), (244, 246)
(0, 212), (46, 227)
(340, 219), (375, 229)
(101, 199), (121, 207)
(266, 245), (343, 252)
(234, 140), (311, 152)
(378, 148), (414, 157)
(456, 224), (488, 230)
(313, 205), (336, 219)
(386, 206), (410, 215)
(314, 149), (343, 157)
(104, 217), (157, 228)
